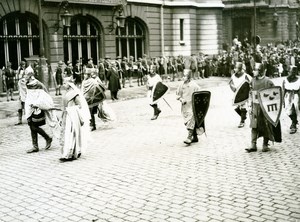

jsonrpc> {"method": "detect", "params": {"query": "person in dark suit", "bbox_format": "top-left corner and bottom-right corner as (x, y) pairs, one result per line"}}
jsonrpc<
(107, 61), (121, 100)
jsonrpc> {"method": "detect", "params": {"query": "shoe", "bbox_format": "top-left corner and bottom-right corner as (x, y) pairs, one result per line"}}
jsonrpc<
(238, 122), (245, 128)
(26, 148), (39, 153)
(262, 145), (270, 152)
(15, 122), (22, 125)
(290, 128), (297, 134)
(45, 138), (52, 150)
(151, 115), (158, 120)
(11, 98), (14, 101)
(245, 144), (257, 152)
(91, 126), (96, 131)
(184, 138), (192, 145)
(191, 137), (198, 143)
(59, 158), (73, 162)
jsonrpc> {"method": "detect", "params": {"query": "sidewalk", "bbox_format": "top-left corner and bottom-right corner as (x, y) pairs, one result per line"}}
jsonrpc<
(0, 77), (230, 119)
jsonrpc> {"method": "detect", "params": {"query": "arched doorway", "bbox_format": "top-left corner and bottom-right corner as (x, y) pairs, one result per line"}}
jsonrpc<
(63, 15), (102, 66)
(116, 18), (147, 61)
(0, 12), (40, 70)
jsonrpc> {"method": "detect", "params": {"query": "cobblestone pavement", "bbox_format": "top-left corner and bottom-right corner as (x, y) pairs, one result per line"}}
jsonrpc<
(0, 77), (299, 222)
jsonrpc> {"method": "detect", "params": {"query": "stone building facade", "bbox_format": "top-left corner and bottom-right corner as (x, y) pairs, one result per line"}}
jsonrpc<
(223, 0), (300, 47)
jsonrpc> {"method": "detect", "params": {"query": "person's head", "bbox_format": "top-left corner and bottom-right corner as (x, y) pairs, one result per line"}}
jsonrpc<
(234, 62), (243, 73)
(58, 61), (64, 67)
(183, 69), (191, 83)
(149, 64), (156, 75)
(253, 63), (266, 77)
(289, 66), (298, 78)
(20, 61), (26, 68)
(63, 77), (74, 90)
(24, 66), (35, 82)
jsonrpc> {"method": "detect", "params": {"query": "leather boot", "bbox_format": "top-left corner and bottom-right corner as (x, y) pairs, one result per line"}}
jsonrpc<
(191, 128), (198, 143)
(27, 131), (39, 153)
(15, 109), (23, 125)
(184, 130), (194, 145)
(262, 138), (270, 152)
(238, 109), (247, 128)
(246, 129), (258, 152)
(90, 115), (96, 131)
(151, 105), (161, 120)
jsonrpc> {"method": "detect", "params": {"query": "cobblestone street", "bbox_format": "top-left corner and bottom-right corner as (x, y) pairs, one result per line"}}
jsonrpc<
(0, 77), (299, 222)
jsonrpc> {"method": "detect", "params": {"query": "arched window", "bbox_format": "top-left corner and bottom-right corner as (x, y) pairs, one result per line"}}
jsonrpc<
(63, 16), (100, 65)
(0, 13), (39, 69)
(116, 18), (145, 60)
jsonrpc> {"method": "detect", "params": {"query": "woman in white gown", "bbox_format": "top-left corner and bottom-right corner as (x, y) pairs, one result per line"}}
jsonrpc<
(60, 77), (91, 162)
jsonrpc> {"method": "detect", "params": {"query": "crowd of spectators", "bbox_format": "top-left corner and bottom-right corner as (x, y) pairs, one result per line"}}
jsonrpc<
(1, 38), (300, 97)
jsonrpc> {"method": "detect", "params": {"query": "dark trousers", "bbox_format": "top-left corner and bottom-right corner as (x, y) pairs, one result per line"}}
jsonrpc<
(29, 122), (50, 149)
(111, 91), (119, 100)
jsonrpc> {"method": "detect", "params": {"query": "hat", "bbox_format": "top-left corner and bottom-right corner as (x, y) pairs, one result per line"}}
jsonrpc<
(123, 56), (127, 61)
(105, 56), (111, 59)
(20, 61), (26, 66)
(116, 56), (122, 60)
(58, 61), (64, 65)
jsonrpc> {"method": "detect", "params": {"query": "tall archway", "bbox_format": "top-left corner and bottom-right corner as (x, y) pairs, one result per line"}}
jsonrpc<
(63, 15), (102, 65)
(116, 18), (147, 61)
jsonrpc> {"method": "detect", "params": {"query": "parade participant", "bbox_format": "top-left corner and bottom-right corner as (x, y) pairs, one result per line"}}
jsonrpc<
(73, 60), (82, 87)
(283, 66), (300, 134)
(127, 56), (135, 87)
(98, 58), (106, 83)
(107, 61), (121, 100)
(24, 66), (59, 153)
(17, 61), (26, 80)
(229, 62), (252, 128)
(60, 77), (90, 162)
(146, 64), (163, 120)
(64, 61), (73, 77)
(246, 63), (282, 152)
(3, 61), (15, 101)
(15, 65), (27, 125)
(82, 68), (103, 131)
(55, 61), (64, 96)
(176, 69), (201, 144)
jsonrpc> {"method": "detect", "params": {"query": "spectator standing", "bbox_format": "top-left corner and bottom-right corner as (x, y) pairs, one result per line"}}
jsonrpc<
(3, 61), (15, 101)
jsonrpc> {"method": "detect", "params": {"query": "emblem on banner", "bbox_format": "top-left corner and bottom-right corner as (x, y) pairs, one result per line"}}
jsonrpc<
(258, 86), (282, 127)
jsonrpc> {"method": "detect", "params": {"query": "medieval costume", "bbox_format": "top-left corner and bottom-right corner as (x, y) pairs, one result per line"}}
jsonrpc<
(24, 66), (60, 153)
(246, 63), (282, 153)
(146, 65), (162, 120)
(229, 62), (252, 128)
(82, 68), (105, 131)
(73, 60), (82, 86)
(60, 78), (91, 162)
(15, 68), (27, 125)
(283, 66), (300, 134)
(176, 69), (203, 144)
